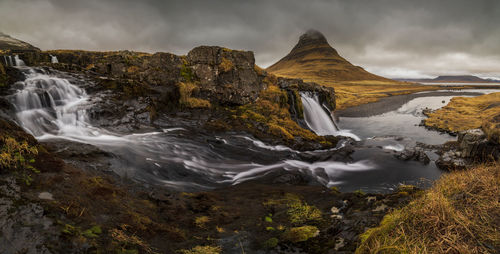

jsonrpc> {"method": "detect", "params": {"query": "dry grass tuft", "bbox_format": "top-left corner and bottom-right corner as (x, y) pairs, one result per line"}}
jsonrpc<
(356, 163), (500, 254)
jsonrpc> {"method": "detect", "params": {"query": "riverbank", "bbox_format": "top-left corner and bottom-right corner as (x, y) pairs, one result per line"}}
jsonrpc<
(424, 92), (500, 142)
(336, 90), (485, 117)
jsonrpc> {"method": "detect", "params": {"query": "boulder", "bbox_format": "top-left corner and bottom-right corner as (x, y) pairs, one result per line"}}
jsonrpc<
(395, 147), (430, 164)
(457, 129), (499, 160)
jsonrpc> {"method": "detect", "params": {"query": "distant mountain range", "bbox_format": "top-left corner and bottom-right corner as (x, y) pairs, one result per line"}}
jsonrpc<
(267, 29), (394, 83)
(398, 75), (500, 83)
(0, 32), (40, 52)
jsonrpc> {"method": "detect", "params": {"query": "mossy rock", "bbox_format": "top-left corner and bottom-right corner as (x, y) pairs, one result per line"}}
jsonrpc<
(282, 225), (319, 243)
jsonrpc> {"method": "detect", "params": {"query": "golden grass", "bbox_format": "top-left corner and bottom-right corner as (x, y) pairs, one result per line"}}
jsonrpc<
(356, 163), (500, 254)
(268, 72), (443, 109)
(177, 82), (211, 108)
(425, 92), (500, 141)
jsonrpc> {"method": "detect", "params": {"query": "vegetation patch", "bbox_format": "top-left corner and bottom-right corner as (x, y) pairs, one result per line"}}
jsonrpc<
(282, 225), (319, 243)
(356, 163), (500, 253)
(219, 57), (234, 72)
(0, 136), (39, 185)
(264, 193), (322, 225)
(179, 245), (221, 254)
(424, 92), (500, 142)
(177, 82), (211, 108)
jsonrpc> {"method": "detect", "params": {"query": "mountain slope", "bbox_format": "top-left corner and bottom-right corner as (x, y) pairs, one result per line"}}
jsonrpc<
(267, 29), (392, 83)
(399, 75), (499, 83)
(0, 32), (40, 52)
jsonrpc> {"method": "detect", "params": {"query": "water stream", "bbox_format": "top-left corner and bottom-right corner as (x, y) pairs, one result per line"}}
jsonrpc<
(7, 64), (497, 192)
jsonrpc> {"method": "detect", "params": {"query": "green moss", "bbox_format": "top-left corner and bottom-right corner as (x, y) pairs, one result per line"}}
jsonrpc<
(180, 62), (194, 82)
(262, 237), (279, 249)
(287, 199), (322, 225)
(82, 225), (102, 238)
(0, 136), (39, 185)
(264, 216), (273, 223)
(264, 193), (322, 225)
(179, 245), (221, 254)
(282, 225), (319, 243)
(354, 189), (366, 196)
(330, 186), (340, 194)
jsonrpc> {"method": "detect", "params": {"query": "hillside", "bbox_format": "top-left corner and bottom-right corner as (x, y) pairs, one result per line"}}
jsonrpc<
(0, 32), (40, 52)
(266, 30), (441, 109)
(267, 30), (392, 83)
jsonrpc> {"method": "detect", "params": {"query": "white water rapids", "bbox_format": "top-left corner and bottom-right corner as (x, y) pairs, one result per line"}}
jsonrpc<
(9, 66), (378, 191)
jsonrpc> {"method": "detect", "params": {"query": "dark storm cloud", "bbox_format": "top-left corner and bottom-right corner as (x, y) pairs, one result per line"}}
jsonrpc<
(1, 0), (499, 78)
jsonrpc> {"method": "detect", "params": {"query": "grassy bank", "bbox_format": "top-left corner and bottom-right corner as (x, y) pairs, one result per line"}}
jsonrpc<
(356, 163), (500, 253)
(424, 92), (500, 142)
(269, 72), (445, 109)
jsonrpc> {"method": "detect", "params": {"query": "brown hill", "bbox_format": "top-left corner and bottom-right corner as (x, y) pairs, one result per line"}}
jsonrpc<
(267, 29), (392, 83)
(0, 32), (40, 52)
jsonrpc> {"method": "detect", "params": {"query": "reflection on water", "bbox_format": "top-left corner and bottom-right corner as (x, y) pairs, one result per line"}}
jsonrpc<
(338, 96), (461, 144)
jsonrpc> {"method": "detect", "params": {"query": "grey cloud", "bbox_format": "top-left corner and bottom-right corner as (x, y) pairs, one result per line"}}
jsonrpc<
(0, 0), (499, 78)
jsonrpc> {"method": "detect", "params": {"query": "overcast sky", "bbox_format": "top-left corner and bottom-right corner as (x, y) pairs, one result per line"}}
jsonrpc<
(1, 0), (499, 78)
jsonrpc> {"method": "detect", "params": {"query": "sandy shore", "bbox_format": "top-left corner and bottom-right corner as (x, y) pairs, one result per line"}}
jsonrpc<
(336, 90), (485, 117)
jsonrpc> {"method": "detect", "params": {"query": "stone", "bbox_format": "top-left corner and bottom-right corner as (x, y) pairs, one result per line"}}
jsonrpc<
(38, 192), (54, 200)
(372, 204), (388, 212)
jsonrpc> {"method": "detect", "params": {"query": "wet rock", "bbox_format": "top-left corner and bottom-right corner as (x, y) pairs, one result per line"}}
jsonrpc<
(458, 129), (500, 160)
(277, 77), (336, 112)
(435, 150), (467, 170)
(395, 147), (430, 164)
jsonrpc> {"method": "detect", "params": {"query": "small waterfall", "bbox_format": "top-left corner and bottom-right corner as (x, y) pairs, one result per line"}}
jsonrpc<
(3, 55), (8, 66)
(8, 56), (13, 66)
(11, 68), (92, 137)
(50, 55), (59, 64)
(300, 92), (360, 141)
(14, 55), (25, 66)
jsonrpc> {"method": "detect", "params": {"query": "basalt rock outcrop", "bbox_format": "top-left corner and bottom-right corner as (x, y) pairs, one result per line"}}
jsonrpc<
(187, 46), (265, 105)
(436, 129), (500, 170)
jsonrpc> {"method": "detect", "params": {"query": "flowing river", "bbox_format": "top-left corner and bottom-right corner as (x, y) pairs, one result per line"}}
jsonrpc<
(7, 65), (500, 192)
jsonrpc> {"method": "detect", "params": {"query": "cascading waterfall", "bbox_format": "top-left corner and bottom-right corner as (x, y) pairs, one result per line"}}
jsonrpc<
(14, 55), (25, 66)
(7, 67), (385, 191)
(11, 68), (100, 138)
(8, 56), (13, 66)
(50, 55), (59, 64)
(300, 92), (360, 141)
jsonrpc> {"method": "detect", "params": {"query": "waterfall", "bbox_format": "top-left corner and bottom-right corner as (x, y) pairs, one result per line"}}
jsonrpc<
(300, 92), (338, 135)
(11, 68), (93, 137)
(300, 92), (360, 141)
(3, 56), (7, 66)
(8, 56), (13, 66)
(14, 55), (25, 66)
(50, 55), (59, 64)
